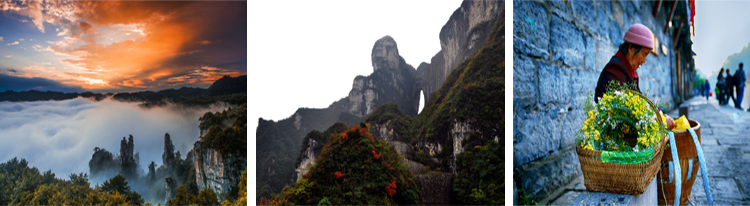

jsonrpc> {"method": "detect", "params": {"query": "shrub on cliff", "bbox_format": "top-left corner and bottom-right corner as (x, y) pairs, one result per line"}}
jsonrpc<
(276, 123), (421, 205)
(200, 103), (247, 159)
(452, 141), (503, 205)
(365, 103), (413, 142)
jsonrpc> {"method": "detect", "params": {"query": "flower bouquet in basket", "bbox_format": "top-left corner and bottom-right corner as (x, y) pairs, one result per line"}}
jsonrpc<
(575, 85), (669, 195)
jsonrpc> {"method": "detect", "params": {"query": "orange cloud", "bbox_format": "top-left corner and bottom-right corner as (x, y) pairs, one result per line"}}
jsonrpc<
(4, 1), (246, 92)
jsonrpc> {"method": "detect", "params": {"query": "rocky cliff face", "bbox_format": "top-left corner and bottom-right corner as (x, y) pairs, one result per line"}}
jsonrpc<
(163, 133), (176, 169)
(347, 36), (420, 117)
(193, 140), (246, 199)
(258, 0), (504, 198)
(193, 105), (247, 200)
(294, 138), (317, 182)
(417, 0), (503, 101)
(119, 135), (137, 177)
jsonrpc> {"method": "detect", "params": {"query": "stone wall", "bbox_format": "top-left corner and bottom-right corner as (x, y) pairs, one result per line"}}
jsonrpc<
(415, 173), (453, 205)
(513, 0), (693, 201)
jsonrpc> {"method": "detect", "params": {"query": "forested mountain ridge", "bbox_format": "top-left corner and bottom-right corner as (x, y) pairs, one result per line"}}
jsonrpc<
(257, 0), (503, 203)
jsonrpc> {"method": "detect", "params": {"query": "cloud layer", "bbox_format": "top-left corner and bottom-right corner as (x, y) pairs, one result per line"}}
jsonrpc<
(0, 98), (230, 180)
(0, 73), (84, 92)
(0, 1), (246, 92)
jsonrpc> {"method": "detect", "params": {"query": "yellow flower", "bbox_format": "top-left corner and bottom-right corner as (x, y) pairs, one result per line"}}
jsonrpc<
(584, 143), (594, 150)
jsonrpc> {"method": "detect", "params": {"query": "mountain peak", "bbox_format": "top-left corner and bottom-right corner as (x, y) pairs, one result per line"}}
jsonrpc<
(371, 35), (400, 72)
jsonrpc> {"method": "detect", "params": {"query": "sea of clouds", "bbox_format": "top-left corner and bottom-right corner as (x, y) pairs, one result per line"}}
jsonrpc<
(0, 97), (230, 181)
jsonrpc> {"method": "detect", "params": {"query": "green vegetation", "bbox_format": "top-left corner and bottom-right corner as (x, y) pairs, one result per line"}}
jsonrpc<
(221, 167), (248, 206)
(0, 158), (144, 205)
(295, 123), (349, 168)
(167, 167), (247, 206)
(274, 123), (421, 205)
(365, 102), (413, 142)
(200, 103), (248, 160)
(257, 105), (364, 200)
(453, 141), (503, 205)
(411, 17), (504, 146)
(168, 186), (219, 206)
(100, 174), (145, 205)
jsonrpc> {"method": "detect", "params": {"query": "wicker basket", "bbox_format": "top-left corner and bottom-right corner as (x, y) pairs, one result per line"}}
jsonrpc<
(657, 120), (701, 206)
(576, 90), (668, 195)
(576, 137), (667, 194)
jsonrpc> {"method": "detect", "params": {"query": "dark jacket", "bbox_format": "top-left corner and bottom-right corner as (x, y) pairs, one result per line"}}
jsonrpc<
(595, 50), (640, 102)
(726, 73), (734, 87)
(734, 68), (746, 88)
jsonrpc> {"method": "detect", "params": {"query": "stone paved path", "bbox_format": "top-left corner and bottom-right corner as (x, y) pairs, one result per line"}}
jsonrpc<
(677, 96), (750, 205)
(542, 96), (750, 205)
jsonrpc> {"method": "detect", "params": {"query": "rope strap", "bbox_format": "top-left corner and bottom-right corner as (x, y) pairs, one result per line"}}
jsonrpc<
(688, 128), (713, 206)
(668, 132), (682, 206)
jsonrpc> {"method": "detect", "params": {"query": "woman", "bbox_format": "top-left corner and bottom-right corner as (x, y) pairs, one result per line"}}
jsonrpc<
(594, 24), (676, 132)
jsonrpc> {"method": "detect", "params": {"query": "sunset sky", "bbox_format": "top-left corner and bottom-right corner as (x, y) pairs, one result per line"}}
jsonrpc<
(0, 1), (247, 93)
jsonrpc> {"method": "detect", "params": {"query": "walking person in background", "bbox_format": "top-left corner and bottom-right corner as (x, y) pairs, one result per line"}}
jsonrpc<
(717, 68), (725, 104)
(725, 69), (736, 106)
(705, 80), (710, 102)
(734, 62), (746, 110)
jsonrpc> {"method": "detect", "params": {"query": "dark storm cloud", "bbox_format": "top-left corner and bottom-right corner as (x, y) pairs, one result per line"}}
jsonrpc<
(0, 73), (84, 92)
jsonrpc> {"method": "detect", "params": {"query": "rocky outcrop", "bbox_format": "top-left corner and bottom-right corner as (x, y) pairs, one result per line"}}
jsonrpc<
(193, 140), (246, 200)
(119, 135), (137, 177)
(162, 133), (176, 169)
(371, 36), (401, 72)
(346, 36), (420, 117)
(294, 138), (318, 182)
(417, 0), (503, 101)
(386, 141), (413, 160)
(415, 173), (454, 205)
(89, 147), (119, 179)
(165, 177), (175, 204)
(257, 0), (504, 198)
(370, 120), (399, 141)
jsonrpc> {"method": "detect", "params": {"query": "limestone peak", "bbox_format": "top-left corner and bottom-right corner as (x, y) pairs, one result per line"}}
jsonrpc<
(371, 35), (400, 72)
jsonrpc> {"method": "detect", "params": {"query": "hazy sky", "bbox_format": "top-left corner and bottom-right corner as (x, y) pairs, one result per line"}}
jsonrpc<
(693, 1), (750, 77)
(0, 98), (230, 181)
(0, 1), (247, 92)
(249, 0), (463, 135)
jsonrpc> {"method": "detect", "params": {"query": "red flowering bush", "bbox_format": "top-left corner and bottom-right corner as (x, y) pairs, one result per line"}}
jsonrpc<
(277, 122), (421, 205)
(334, 171), (344, 179)
(386, 178), (398, 196)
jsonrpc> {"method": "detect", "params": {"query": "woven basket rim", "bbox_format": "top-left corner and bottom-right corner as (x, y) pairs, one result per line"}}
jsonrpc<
(576, 134), (668, 158)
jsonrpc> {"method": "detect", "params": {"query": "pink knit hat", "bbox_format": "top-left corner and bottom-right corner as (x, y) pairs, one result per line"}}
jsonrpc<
(623, 24), (654, 49)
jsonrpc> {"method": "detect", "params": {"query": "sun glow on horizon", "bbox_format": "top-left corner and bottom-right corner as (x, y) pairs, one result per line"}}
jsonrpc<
(0, 1), (247, 92)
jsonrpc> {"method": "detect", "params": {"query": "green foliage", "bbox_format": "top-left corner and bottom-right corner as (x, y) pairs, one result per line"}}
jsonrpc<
(257, 102), (365, 200)
(167, 186), (190, 206)
(452, 141), (503, 205)
(0, 158), (143, 205)
(295, 123), (349, 169)
(516, 188), (541, 206)
(317, 197), (332, 206)
(100, 174), (130, 195)
(276, 123), (422, 205)
(365, 103), (413, 142)
(221, 167), (247, 206)
(168, 186), (220, 206)
(200, 103), (247, 160)
(100, 174), (145, 205)
(411, 17), (504, 150)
